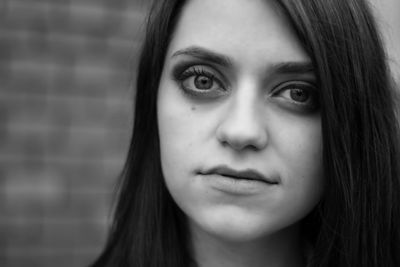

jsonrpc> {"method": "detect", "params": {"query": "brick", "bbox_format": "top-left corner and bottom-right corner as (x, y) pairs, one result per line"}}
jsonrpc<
(0, 1), (147, 266)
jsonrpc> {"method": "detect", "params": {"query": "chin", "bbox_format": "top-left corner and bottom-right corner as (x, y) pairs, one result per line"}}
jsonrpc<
(190, 208), (292, 243)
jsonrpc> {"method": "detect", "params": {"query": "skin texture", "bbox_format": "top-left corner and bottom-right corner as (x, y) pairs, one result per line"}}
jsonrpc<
(157, 0), (324, 266)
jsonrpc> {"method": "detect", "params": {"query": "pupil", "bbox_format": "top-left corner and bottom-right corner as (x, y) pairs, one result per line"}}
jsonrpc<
(290, 89), (309, 102)
(195, 75), (212, 90)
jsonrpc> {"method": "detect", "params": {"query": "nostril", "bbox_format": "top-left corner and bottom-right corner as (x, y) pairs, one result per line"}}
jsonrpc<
(216, 124), (268, 151)
(215, 97), (268, 151)
(222, 138), (261, 151)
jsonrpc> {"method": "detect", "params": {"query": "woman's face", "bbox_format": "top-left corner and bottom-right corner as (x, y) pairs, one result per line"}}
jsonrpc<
(157, 0), (323, 242)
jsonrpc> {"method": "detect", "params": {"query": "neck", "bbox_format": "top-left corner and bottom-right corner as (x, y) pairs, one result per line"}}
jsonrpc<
(189, 223), (306, 267)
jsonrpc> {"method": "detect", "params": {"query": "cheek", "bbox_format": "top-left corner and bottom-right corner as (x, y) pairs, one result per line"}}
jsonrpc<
(269, 112), (323, 195)
(157, 80), (198, 187)
(158, 105), (186, 178)
(275, 113), (322, 172)
(157, 92), (207, 219)
(278, 118), (324, 205)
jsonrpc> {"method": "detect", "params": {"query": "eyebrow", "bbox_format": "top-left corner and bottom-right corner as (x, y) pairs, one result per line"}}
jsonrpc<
(172, 46), (233, 67)
(271, 62), (315, 75)
(172, 46), (315, 75)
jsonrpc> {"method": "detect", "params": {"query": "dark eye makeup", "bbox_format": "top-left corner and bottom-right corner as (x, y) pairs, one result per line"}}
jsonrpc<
(171, 61), (320, 113)
(271, 82), (320, 112)
(172, 62), (227, 98)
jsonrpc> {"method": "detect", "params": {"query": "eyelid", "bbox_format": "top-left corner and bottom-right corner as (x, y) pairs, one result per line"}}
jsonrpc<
(180, 66), (216, 81)
(178, 66), (225, 88)
(269, 81), (320, 112)
(171, 63), (229, 98)
(271, 80), (317, 95)
(172, 61), (229, 86)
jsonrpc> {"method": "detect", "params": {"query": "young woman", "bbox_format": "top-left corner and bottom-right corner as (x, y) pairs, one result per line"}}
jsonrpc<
(91, 0), (400, 266)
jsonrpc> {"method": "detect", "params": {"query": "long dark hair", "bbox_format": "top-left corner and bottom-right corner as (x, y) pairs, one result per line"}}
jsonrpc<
(91, 0), (400, 266)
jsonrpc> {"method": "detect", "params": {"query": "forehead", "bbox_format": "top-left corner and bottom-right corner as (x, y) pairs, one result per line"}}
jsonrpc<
(167, 0), (310, 67)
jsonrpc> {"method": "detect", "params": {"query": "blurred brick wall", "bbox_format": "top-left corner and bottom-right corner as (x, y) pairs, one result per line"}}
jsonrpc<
(0, 0), (148, 266)
(370, 0), (400, 83)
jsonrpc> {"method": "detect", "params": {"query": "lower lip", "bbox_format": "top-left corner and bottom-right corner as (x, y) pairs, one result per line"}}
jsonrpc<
(200, 174), (276, 195)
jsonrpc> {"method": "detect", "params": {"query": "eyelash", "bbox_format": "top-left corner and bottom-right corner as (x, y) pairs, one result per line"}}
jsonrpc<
(180, 67), (213, 80)
(173, 65), (226, 97)
(272, 82), (319, 112)
(172, 63), (319, 112)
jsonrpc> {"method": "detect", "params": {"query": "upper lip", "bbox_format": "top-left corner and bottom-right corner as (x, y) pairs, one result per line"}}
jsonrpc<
(200, 165), (279, 185)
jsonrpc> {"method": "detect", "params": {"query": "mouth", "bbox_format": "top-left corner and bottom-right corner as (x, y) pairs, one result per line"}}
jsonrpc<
(199, 165), (279, 185)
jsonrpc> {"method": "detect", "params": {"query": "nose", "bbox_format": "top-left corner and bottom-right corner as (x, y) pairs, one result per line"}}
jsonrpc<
(216, 90), (268, 151)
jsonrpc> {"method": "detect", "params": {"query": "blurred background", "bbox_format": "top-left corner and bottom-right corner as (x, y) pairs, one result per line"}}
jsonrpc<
(0, 0), (398, 267)
(0, 0), (148, 266)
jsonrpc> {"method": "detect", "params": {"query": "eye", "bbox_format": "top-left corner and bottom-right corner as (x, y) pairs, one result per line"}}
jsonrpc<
(183, 73), (218, 91)
(273, 82), (319, 111)
(174, 65), (226, 98)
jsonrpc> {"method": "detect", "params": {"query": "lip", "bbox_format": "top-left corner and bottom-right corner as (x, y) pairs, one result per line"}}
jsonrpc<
(199, 165), (279, 185)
